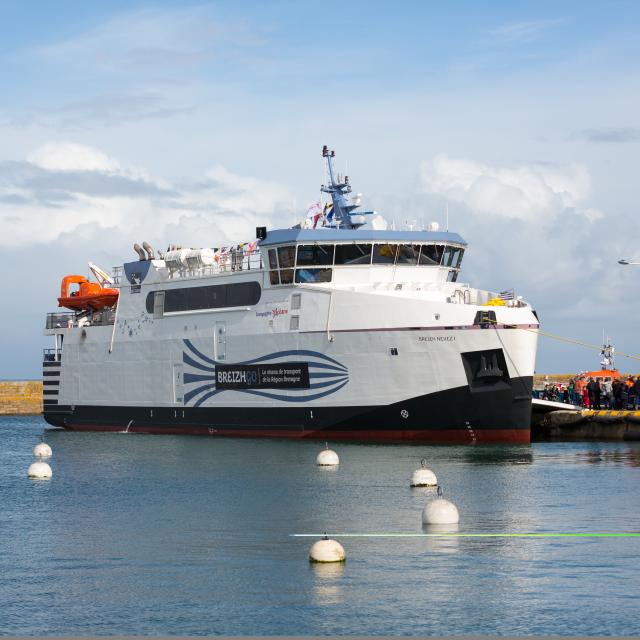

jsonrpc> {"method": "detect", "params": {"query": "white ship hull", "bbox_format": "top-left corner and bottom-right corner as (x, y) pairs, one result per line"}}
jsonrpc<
(44, 265), (538, 443)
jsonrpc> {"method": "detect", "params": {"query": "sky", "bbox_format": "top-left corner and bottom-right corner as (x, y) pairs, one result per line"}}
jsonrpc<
(1, 0), (640, 378)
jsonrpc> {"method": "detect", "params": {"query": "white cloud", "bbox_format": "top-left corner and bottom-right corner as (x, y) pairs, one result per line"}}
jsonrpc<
(0, 143), (293, 251)
(28, 143), (121, 172)
(420, 153), (600, 222)
(412, 152), (637, 356)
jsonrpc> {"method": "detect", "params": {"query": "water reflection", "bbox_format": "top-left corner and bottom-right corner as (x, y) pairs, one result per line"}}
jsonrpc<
(460, 446), (533, 466)
(311, 562), (345, 605)
(420, 523), (460, 554)
(410, 485), (439, 497)
(575, 448), (640, 467)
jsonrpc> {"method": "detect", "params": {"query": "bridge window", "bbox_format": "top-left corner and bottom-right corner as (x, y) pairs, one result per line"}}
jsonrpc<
(396, 244), (421, 265)
(295, 268), (332, 284)
(277, 246), (295, 284)
(372, 244), (398, 264)
(420, 244), (444, 265)
(268, 249), (279, 285)
(297, 244), (334, 266)
(277, 246), (295, 268)
(335, 243), (372, 265)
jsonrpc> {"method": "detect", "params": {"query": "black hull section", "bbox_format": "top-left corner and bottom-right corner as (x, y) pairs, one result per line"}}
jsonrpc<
(43, 376), (533, 444)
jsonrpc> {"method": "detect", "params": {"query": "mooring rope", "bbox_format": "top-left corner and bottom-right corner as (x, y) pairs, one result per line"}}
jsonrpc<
(487, 319), (640, 363)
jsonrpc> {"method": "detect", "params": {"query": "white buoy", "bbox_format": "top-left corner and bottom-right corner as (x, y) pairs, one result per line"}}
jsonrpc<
(316, 443), (339, 466)
(410, 458), (437, 487)
(422, 486), (459, 525)
(28, 461), (52, 479)
(33, 442), (52, 459)
(309, 536), (346, 563)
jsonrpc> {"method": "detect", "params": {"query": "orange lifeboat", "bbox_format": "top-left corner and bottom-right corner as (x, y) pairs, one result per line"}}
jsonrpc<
(58, 275), (119, 311)
(582, 369), (621, 382)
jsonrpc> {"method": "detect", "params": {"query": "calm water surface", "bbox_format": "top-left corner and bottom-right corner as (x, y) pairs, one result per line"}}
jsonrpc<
(1, 416), (639, 635)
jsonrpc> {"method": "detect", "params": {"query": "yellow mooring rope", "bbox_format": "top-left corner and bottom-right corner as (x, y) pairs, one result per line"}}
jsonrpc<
(489, 320), (640, 363)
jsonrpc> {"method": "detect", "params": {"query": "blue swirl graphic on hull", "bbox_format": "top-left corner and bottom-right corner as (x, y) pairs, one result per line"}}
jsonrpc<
(181, 339), (349, 407)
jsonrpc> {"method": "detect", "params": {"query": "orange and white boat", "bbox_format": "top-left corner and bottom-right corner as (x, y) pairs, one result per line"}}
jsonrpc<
(58, 275), (119, 312)
(577, 341), (620, 383)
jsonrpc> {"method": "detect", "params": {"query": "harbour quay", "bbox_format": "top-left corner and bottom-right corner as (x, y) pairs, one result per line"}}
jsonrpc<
(533, 405), (640, 441)
(533, 372), (640, 440)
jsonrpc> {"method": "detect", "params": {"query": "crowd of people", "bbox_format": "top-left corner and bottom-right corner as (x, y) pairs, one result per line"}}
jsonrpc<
(538, 375), (640, 410)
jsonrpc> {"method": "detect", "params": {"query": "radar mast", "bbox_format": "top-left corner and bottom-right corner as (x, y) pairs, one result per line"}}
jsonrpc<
(321, 145), (364, 229)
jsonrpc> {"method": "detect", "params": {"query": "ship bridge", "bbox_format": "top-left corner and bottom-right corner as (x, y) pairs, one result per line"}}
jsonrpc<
(258, 228), (467, 287)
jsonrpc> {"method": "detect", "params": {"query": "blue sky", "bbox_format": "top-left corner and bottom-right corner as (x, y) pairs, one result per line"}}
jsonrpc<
(1, 0), (640, 377)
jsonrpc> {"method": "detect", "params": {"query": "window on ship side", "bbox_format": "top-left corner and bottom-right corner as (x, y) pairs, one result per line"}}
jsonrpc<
(146, 282), (261, 313)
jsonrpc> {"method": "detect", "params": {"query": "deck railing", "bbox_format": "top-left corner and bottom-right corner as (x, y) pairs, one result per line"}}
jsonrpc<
(45, 308), (116, 329)
(111, 250), (263, 284)
(45, 312), (75, 329)
(42, 349), (62, 362)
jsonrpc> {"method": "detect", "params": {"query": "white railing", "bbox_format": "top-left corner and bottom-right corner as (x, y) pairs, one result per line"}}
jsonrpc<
(112, 251), (263, 283)
(166, 250), (263, 279)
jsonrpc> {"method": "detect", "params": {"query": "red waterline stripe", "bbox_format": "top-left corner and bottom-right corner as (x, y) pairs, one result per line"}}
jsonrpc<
(63, 424), (529, 444)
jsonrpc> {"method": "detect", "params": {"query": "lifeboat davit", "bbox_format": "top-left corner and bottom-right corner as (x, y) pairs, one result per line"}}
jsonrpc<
(58, 275), (119, 311)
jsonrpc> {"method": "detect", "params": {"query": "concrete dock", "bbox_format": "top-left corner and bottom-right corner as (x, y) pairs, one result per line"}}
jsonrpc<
(533, 406), (640, 441)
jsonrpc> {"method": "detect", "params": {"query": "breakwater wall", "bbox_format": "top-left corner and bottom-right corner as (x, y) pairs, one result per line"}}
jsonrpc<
(534, 409), (640, 441)
(0, 381), (42, 415)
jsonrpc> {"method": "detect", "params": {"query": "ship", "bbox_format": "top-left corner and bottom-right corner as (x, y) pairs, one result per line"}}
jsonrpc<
(42, 146), (539, 443)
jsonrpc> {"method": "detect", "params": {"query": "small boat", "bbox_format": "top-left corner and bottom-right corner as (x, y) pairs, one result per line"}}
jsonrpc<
(581, 340), (620, 383)
(58, 275), (119, 311)
(581, 368), (621, 383)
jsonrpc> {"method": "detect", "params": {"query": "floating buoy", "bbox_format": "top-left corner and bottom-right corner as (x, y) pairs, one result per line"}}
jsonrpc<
(410, 458), (437, 487)
(316, 443), (339, 466)
(309, 535), (346, 563)
(422, 486), (459, 525)
(33, 442), (52, 459)
(28, 461), (52, 479)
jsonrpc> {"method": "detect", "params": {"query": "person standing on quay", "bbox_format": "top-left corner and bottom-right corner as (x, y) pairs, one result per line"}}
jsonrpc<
(602, 378), (612, 409)
(593, 379), (601, 410)
(627, 376), (637, 410)
(587, 378), (596, 409)
(612, 378), (622, 409)
(575, 376), (585, 406)
(582, 384), (590, 409)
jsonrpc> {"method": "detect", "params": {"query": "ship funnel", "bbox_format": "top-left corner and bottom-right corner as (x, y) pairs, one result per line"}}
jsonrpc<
(133, 243), (146, 261)
(142, 241), (155, 260)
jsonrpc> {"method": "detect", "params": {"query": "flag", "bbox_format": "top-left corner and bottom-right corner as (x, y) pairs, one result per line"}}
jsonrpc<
(499, 289), (514, 300)
(324, 202), (333, 223)
(305, 201), (323, 229)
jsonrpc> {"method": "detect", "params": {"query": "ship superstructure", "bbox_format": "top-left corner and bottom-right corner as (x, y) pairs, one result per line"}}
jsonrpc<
(42, 147), (539, 443)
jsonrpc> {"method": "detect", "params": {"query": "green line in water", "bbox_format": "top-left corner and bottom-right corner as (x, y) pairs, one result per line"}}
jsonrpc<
(291, 532), (640, 538)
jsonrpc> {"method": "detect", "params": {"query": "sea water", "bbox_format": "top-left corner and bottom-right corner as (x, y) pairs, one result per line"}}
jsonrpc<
(1, 416), (639, 635)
